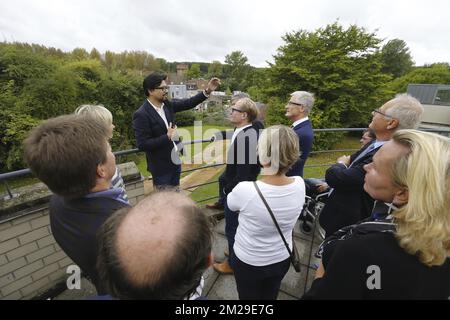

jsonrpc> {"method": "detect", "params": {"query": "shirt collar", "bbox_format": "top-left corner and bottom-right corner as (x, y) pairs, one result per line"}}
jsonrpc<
(84, 188), (130, 205)
(292, 117), (309, 128)
(147, 99), (164, 111)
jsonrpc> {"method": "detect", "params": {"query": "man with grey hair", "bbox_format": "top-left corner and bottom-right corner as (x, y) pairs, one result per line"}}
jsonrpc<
(318, 94), (424, 237)
(285, 91), (315, 177)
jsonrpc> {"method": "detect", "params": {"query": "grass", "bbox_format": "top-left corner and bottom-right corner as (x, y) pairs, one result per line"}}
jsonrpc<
(1, 131), (361, 201)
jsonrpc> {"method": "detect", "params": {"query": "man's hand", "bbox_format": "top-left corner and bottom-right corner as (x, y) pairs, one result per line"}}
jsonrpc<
(337, 155), (350, 166)
(205, 77), (221, 94)
(316, 183), (329, 193)
(167, 122), (177, 140)
(315, 261), (325, 279)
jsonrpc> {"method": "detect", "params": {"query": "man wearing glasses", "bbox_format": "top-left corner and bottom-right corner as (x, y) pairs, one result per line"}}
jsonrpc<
(318, 94), (424, 237)
(133, 72), (220, 189)
(285, 91), (315, 177)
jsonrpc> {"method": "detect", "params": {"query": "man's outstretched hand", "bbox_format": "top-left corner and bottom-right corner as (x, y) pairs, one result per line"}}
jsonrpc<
(205, 77), (221, 94)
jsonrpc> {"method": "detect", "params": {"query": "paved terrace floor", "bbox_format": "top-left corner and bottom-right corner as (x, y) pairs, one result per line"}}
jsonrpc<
(53, 210), (322, 300)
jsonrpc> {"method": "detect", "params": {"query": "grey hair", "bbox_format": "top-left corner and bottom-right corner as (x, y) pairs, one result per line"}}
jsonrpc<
(74, 104), (113, 127)
(385, 94), (424, 130)
(290, 91), (315, 114)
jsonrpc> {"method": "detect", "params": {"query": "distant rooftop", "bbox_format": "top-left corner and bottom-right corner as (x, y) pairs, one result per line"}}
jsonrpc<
(407, 84), (450, 106)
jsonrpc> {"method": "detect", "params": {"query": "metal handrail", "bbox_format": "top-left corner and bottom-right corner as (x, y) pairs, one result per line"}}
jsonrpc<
(2, 127), (449, 201)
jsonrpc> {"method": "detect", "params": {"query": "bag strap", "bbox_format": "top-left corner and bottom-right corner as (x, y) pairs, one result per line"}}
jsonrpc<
(253, 181), (294, 259)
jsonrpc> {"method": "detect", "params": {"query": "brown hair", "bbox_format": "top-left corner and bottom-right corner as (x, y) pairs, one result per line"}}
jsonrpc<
(23, 114), (109, 198)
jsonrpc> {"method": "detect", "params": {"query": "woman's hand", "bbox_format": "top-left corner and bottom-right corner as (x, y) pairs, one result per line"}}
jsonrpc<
(315, 261), (325, 279)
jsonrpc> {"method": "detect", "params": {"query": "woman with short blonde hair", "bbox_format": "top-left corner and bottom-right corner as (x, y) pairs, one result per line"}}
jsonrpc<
(303, 129), (449, 299)
(227, 125), (305, 300)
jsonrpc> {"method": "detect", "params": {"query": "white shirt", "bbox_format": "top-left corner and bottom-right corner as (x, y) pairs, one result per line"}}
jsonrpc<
(292, 116), (309, 128)
(231, 124), (252, 144)
(147, 99), (178, 151)
(227, 177), (305, 266)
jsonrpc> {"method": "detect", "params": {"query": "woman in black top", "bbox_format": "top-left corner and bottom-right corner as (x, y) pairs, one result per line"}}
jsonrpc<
(303, 130), (450, 299)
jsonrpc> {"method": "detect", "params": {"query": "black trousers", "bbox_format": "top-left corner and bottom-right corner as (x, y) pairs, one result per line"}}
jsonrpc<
(230, 253), (290, 300)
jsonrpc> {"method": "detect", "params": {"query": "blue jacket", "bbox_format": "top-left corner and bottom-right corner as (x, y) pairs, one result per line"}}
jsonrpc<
(286, 119), (314, 177)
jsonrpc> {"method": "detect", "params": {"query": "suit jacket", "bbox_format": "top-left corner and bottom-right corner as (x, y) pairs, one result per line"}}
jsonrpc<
(286, 119), (314, 177)
(223, 124), (261, 194)
(133, 92), (207, 176)
(319, 141), (379, 236)
(49, 194), (130, 294)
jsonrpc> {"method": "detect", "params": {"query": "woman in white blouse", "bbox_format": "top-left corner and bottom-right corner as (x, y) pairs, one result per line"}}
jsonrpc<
(228, 125), (305, 300)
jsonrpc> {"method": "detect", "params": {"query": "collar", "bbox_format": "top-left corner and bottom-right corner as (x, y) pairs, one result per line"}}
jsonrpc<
(84, 187), (130, 206)
(292, 117), (309, 128)
(147, 98), (165, 111)
(373, 140), (388, 149)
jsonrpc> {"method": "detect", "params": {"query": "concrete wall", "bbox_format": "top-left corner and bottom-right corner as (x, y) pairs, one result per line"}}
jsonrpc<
(0, 162), (144, 300)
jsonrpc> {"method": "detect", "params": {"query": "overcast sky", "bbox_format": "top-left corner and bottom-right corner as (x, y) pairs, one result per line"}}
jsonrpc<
(1, 0), (449, 67)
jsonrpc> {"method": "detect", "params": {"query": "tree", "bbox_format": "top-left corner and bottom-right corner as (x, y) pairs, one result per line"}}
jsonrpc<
(207, 60), (223, 78)
(90, 48), (102, 60)
(187, 63), (201, 79)
(266, 22), (391, 149)
(380, 39), (414, 78)
(387, 63), (450, 94)
(224, 51), (251, 91)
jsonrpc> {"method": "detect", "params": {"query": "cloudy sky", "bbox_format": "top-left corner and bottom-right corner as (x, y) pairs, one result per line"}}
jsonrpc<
(0, 0), (448, 67)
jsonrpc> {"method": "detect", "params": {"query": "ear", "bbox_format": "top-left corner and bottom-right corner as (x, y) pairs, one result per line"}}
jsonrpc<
(393, 187), (409, 206)
(96, 162), (107, 179)
(387, 118), (399, 130)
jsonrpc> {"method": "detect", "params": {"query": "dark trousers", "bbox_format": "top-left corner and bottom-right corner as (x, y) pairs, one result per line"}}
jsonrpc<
(224, 201), (239, 256)
(217, 172), (226, 205)
(152, 165), (181, 188)
(230, 253), (290, 300)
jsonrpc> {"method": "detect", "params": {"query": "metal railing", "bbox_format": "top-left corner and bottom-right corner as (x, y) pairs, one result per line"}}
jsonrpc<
(2, 127), (449, 202)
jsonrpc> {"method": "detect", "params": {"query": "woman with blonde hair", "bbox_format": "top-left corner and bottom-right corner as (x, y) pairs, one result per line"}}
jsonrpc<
(303, 130), (449, 299)
(74, 105), (128, 204)
(228, 125), (305, 299)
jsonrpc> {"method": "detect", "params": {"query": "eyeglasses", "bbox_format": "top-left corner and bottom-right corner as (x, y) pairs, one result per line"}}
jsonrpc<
(372, 108), (395, 119)
(155, 86), (169, 91)
(231, 108), (244, 113)
(288, 101), (303, 107)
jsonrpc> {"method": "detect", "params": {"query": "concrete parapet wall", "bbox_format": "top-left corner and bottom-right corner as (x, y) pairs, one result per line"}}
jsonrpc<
(0, 162), (144, 300)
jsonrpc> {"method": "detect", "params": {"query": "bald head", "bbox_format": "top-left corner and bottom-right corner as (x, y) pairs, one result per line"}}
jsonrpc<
(97, 191), (213, 299)
(117, 192), (193, 285)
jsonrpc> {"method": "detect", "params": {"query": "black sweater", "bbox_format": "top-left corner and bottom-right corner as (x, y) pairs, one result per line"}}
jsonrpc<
(302, 233), (450, 300)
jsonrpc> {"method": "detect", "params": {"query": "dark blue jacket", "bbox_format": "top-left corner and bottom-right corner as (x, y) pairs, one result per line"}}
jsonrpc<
(133, 92), (207, 176)
(50, 194), (130, 294)
(286, 119), (314, 177)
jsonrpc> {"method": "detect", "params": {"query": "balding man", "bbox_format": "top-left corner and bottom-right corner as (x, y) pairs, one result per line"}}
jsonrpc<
(96, 191), (213, 300)
(285, 91), (315, 177)
(318, 94), (424, 237)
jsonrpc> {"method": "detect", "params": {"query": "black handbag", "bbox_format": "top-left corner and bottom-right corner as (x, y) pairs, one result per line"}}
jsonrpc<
(253, 182), (301, 273)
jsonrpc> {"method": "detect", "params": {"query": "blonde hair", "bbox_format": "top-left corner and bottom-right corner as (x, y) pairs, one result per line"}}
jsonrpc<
(391, 130), (450, 266)
(236, 98), (259, 123)
(258, 125), (300, 175)
(74, 104), (113, 127)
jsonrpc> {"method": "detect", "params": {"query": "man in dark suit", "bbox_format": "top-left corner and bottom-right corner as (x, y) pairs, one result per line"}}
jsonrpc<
(319, 94), (424, 237)
(285, 91), (315, 177)
(206, 92), (264, 210)
(23, 115), (130, 294)
(212, 98), (261, 274)
(133, 73), (220, 188)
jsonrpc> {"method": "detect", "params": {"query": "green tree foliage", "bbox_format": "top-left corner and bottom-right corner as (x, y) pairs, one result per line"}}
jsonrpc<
(224, 51), (252, 91)
(266, 22), (391, 149)
(187, 63), (201, 79)
(207, 60), (223, 78)
(380, 39), (414, 78)
(387, 63), (450, 94)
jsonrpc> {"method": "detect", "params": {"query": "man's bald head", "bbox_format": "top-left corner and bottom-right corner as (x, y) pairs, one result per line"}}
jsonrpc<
(97, 191), (212, 300)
